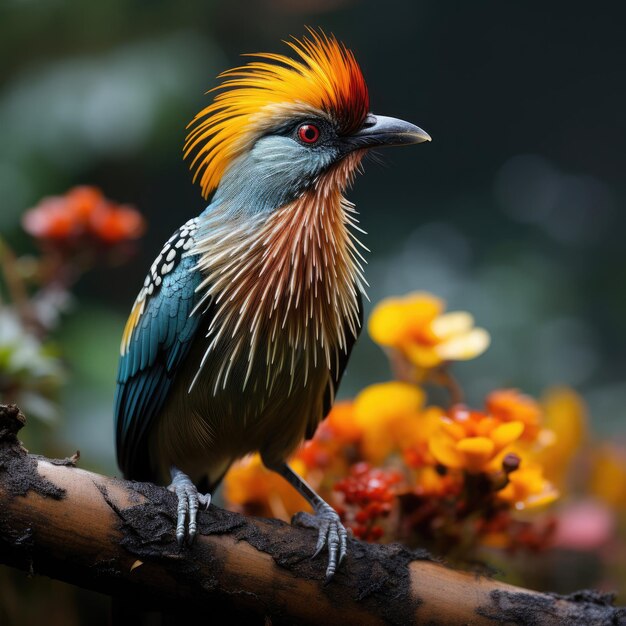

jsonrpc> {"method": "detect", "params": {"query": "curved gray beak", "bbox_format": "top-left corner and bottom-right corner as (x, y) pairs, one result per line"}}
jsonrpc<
(347, 114), (431, 149)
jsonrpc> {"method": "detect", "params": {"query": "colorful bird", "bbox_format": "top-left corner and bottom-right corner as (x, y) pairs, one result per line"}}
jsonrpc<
(114, 30), (430, 580)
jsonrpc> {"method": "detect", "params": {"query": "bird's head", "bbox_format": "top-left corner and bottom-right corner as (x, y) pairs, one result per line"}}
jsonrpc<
(185, 29), (430, 213)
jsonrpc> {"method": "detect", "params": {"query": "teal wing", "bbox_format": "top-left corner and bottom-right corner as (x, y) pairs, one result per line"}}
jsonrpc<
(114, 218), (205, 480)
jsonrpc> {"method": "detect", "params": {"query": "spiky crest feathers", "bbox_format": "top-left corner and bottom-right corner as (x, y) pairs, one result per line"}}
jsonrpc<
(184, 29), (369, 198)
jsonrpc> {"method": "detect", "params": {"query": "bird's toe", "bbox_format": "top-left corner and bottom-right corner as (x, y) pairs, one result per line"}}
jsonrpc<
(168, 467), (210, 546)
(294, 504), (348, 581)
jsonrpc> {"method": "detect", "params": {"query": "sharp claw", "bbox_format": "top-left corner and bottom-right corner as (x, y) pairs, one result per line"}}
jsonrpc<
(312, 522), (327, 558)
(338, 545), (347, 565)
(187, 488), (199, 544)
(338, 527), (348, 565)
(175, 487), (188, 547)
(273, 465), (348, 580)
(294, 503), (348, 579)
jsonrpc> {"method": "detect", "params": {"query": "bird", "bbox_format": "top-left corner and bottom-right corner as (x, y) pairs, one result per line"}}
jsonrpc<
(114, 29), (430, 581)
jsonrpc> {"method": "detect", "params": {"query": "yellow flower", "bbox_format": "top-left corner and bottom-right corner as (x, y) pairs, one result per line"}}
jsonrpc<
(369, 292), (443, 347)
(429, 405), (525, 473)
(498, 460), (559, 511)
(353, 381), (427, 464)
(368, 291), (490, 370)
(412, 465), (459, 497)
(534, 387), (586, 486)
(588, 444), (626, 509)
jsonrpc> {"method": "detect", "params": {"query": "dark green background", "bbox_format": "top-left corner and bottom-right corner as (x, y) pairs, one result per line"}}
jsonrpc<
(2, 0), (625, 468)
(1, 2), (625, 620)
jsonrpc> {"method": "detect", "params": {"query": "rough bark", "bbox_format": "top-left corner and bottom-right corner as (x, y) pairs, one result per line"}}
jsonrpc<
(0, 404), (624, 625)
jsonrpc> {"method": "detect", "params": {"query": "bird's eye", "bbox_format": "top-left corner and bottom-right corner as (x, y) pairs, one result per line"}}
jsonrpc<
(298, 124), (320, 144)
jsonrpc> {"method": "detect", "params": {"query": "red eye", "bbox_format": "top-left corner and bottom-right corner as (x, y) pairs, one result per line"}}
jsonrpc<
(298, 124), (320, 144)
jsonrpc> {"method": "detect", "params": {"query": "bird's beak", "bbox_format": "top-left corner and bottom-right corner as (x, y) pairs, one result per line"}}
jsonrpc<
(347, 114), (431, 149)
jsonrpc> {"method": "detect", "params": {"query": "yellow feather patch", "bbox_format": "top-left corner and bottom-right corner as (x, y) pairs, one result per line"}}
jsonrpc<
(121, 298), (144, 356)
(184, 29), (369, 198)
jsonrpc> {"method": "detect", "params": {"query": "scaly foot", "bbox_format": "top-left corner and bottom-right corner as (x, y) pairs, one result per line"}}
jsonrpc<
(294, 502), (348, 581)
(167, 466), (211, 546)
(267, 462), (349, 581)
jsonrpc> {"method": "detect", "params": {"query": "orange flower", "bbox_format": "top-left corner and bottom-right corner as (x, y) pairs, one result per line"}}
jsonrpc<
(325, 401), (362, 444)
(296, 401), (359, 474)
(401, 406), (445, 469)
(23, 196), (81, 239)
(429, 405), (525, 473)
(486, 389), (542, 441)
(224, 454), (310, 520)
(368, 292), (490, 371)
(23, 186), (145, 244)
(89, 203), (146, 243)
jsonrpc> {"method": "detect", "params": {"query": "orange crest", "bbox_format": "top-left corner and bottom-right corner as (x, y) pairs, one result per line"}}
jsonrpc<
(184, 29), (369, 198)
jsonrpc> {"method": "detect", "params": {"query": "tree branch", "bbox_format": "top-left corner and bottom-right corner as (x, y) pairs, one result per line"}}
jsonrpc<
(0, 404), (624, 625)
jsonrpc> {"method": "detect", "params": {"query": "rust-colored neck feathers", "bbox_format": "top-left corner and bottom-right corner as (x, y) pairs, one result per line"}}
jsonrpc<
(191, 152), (367, 394)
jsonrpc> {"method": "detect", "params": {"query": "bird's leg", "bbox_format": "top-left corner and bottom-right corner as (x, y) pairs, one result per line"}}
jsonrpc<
(269, 461), (347, 581)
(167, 466), (211, 546)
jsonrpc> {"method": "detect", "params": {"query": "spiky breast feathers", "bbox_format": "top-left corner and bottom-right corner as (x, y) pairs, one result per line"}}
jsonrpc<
(190, 151), (367, 397)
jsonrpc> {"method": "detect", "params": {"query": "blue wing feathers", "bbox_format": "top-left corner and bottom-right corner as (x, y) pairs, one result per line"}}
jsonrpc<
(114, 216), (361, 479)
(114, 252), (204, 479)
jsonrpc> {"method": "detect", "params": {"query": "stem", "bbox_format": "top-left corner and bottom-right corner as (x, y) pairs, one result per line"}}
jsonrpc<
(388, 348), (417, 383)
(0, 236), (39, 332)
(430, 366), (465, 406)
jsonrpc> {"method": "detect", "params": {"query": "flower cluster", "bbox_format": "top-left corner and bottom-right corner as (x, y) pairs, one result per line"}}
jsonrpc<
(334, 463), (402, 540)
(223, 292), (587, 562)
(23, 186), (145, 245)
(430, 404), (526, 474)
(10, 186), (148, 334)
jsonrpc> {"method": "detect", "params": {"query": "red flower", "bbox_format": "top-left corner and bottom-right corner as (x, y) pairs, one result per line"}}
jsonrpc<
(23, 186), (145, 244)
(89, 204), (146, 243)
(334, 463), (402, 541)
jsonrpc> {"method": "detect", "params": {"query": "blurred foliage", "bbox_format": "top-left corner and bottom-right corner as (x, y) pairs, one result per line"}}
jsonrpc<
(1, 0), (626, 622)
(0, 185), (145, 462)
(0, 308), (64, 422)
